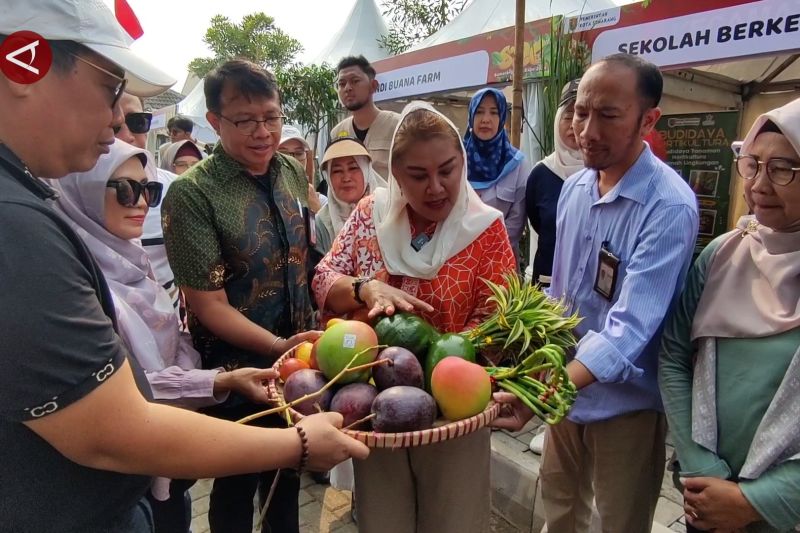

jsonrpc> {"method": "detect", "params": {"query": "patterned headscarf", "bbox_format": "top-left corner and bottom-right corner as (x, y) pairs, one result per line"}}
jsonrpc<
(48, 141), (180, 372)
(464, 88), (523, 190)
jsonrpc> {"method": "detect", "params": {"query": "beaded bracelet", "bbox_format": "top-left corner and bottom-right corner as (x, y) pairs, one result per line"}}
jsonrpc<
(295, 425), (310, 473)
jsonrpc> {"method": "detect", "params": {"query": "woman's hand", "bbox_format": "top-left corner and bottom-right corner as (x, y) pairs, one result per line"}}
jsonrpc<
(214, 367), (277, 403)
(682, 477), (761, 531)
(489, 392), (535, 432)
(296, 412), (370, 471)
(307, 184), (322, 214)
(273, 330), (323, 358)
(359, 279), (434, 319)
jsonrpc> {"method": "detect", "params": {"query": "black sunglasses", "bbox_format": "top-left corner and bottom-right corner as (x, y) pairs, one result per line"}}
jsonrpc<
(106, 179), (163, 207)
(114, 112), (153, 135)
(125, 112), (153, 134)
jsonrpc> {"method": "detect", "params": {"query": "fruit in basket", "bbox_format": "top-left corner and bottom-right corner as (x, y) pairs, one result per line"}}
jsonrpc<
(373, 313), (440, 363)
(349, 306), (374, 325)
(431, 357), (491, 421)
(295, 342), (313, 365)
(309, 338), (321, 369)
(283, 369), (333, 416)
(371, 386), (437, 433)
(326, 318), (345, 329)
(424, 333), (477, 391)
(372, 346), (424, 390)
(316, 320), (379, 384)
(330, 383), (379, 429)
(279, 358), (310, 382)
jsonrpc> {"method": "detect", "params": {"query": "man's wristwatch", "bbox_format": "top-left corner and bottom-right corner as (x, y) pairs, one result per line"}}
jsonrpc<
(352, 276), (373, 304)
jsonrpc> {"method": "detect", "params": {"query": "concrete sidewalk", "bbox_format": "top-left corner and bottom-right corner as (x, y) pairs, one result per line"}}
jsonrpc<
(188, 422), (686, 533)
(188, 475), (520, 533)
(490, 418), (688, 533)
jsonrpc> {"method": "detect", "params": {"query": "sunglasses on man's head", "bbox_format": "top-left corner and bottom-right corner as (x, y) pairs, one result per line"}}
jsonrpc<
(106, 179), (163, 207)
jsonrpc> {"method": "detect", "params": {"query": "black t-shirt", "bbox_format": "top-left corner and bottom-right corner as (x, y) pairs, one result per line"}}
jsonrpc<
(0, 145), (151, 532)
(525, 162), (565, 283)
(353, 124), (368, 142)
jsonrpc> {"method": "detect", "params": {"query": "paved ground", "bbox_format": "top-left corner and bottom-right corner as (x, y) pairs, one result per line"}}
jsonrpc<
(188, 424), (686, 533)
(490, 418), (688, 533)
(189, 475), (521, 533)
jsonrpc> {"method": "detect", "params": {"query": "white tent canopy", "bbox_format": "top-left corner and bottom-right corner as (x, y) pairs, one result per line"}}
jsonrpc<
(176, 80), (218, 144)
(412, 0), (617, 50)
(312, 0), (390, 66)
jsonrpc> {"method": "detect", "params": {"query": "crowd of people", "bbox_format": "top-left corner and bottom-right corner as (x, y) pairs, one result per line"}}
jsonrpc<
(1, 2), (798, 533)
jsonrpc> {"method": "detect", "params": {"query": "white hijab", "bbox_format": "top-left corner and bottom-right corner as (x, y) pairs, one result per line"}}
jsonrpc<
(48, 141), (179, 372)
(321, 154), (387, 236)
(541, 105), (584, 180)
(373, 101), (502, 280)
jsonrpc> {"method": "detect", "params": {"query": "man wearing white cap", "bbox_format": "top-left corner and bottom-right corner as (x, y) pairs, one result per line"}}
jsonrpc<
(0, 2), (368, 532)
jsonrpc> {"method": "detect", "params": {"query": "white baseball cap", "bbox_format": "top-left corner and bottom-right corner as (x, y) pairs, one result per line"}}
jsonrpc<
(279, 125), (311, 151)
(0, 0), (175, 96)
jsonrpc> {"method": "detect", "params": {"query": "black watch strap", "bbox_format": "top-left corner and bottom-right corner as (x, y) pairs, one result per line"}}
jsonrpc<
(352, 277), (371, 304)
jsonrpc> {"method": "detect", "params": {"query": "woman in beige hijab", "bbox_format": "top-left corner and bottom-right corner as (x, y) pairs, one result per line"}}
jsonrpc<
(659, 97), (800, 533)
(316, 137), (386, 254)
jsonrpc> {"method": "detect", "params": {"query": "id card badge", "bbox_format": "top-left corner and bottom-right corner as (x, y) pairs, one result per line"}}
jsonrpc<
(594, 241), (619, 301)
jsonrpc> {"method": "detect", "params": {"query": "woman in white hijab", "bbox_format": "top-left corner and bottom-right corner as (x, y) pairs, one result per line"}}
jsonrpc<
(660, 97), (800, 533)
(525, 78), (584, 287)
(48, 140), (281, 532)
(312, 102), (517, 533)
(315, 137), (387, 254)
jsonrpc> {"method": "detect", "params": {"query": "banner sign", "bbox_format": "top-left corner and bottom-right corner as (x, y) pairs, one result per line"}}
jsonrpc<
(375, 51), (489, 102)
(655, 111), (740, 253)
(591, 0), (800, 67)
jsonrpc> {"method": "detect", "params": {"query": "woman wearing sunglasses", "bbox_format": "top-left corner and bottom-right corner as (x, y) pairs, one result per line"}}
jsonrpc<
(660, 97), (800, 533)
(47, 141), (284, 533)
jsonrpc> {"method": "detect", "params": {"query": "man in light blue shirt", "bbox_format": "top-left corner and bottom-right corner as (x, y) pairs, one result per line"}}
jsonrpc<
(494, 53), (698, 532)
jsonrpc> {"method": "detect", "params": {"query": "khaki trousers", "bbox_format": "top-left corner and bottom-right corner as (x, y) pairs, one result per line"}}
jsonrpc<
(540, 410), (666, 533)
(353, 427), (491, 533)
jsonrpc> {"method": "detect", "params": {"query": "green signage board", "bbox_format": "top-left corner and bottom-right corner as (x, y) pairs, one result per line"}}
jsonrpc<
(655, 111), (739, 254)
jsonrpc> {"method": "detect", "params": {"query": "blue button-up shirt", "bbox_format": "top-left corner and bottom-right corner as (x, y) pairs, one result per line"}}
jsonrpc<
(549, 145), (698, 424)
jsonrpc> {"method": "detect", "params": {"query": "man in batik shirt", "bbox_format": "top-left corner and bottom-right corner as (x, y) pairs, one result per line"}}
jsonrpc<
(162, 59), (318, 533)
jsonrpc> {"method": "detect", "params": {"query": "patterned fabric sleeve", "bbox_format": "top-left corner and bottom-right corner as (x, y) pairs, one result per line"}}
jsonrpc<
(312, 197), (374, 310)
(162, 179), (226, 291)
(465, 219), (517, 331)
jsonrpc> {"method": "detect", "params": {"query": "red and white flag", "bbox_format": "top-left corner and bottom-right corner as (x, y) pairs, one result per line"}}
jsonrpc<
(115, 0), (144, 40)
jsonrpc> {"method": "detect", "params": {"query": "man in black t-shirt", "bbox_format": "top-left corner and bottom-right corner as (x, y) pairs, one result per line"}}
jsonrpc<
(0, 2), (367, 532)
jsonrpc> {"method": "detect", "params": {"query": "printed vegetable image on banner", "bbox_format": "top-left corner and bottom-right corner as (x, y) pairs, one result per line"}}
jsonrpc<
(655, 111), (739, 254)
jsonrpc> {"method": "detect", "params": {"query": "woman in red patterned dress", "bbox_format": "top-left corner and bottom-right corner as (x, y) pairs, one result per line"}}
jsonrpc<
(312, 102), (516, 533)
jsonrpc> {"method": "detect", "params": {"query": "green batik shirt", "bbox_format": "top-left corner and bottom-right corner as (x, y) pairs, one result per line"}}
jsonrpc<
(162, 144), (314, 376)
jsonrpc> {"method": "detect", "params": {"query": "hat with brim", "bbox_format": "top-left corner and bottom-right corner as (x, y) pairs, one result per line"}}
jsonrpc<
(322, 138), (371, 165)
(83, 42), (175, 97)
(279, 125), (311, 151)
(0, 0), (175, 97)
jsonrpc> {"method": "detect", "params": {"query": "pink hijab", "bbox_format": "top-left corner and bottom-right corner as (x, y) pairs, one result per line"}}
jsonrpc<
(692, 97), (800, 339)
(48, 141), (181, 371)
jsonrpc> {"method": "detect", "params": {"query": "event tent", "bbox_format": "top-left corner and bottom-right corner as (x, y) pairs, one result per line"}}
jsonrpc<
(312, 0), (390, 66)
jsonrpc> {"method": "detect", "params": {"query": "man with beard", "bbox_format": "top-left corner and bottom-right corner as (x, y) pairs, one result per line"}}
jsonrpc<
(330, 55), (399, 179)
(492, 53), (698, 533)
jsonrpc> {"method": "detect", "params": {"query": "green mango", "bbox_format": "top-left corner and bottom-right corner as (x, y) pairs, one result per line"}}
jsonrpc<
(424, 333), (476, 391)
(374, 313), (440, 364)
